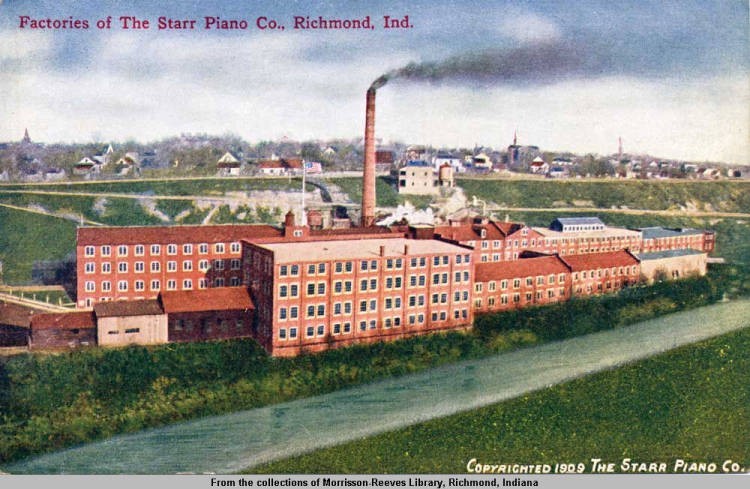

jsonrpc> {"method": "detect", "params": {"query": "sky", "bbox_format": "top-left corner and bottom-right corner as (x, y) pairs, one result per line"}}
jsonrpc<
(1, 0), (748, 163)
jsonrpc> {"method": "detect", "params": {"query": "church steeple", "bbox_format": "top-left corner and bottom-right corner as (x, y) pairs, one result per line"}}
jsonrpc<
(22, 128), (31, 144)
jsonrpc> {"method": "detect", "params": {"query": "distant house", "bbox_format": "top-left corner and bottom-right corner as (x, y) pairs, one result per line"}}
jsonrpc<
(257, 157), (305, 176)
(547, 166), (568, 178)
(375, 150), (396, 173)
(217, 152), (241, 176)
(433, 151), (464, 172)
(472, 153), (492, 171)
(529, 157), (549, 175)
(73, 157), (98, 175)
(398, 161), (438, 195)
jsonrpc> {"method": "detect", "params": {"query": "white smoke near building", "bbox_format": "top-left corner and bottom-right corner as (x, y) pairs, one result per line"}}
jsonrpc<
(377, 202), (434, 226)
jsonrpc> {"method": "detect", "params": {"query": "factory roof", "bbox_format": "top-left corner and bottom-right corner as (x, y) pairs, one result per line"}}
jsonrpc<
(532, 226), (640, 239)
(94, 299), (164, 318)
(258, 238), (470, 264)
(31, 311), (96, 330)
(475, 255), (570, 282)
(637, 249), (706, 261)
(560, 250), (640, 271)
(77, 224), (282, 246)
(638, 227), (705, 240)
(160, 287), (254, 314)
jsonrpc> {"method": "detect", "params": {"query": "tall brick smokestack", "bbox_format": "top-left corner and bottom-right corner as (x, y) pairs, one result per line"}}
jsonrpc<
(361, 87), (377, 227)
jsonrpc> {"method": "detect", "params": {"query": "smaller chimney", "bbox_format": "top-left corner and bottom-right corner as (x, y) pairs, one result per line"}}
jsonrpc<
(284, 211), (296, 228)
(379, 245), (386, 257)
(404, 244), (409, 255)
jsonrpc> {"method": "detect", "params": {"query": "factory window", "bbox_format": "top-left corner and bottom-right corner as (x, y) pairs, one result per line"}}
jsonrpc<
(526, 277), (533, 286)
(307, 264), (316, 275)
(418, 295), (425, 306)
(386, 277), (393, 289)
(279, 285), (288, 298)
(462, 291), (469, 301)
(360, 300), (367, 312)
(85, 262), (95, 274)
(386, 259), (394, 269)
(289, 327), (297, 339)
(440, 293), (447, 304)
(369, 299), (377, 311)
(290, 284), (298, 297)
(454, 291), (460, 302)
(408, 315), (416, 325)
(334, 281), (343, 293)
(513, 279), (520, 289)
(84, 246), (95, 257)
(150, 261), (160, 273)
(431, 293), (439, 304)
(150, 280), (160, 291)
(85, 281), (95, 292)
(198, 259), (209, 271)
(230, 242), (241, 253)
(317, 325), (325, 336)
(118, 280), (128, 291)
(334, 303), (342, 315)
(488, 281), (496, 291)
(117, 245), (128, 257)
(475, 283), (483, 293)
(420, 257), (427, 267)
(231, 259), (241, 270)
(214, 278), (225, 287)
(333, 323), (341, 335)
(559, 273), (566, 282)
(456, 254), (462, 264)
(279, 328), (287, 340)
(183, 260), (193, 272)
(214, 259), (225, 270)
(360, 279), (368, 292)
(307, 282), (316, 296)
(537, 276), (544, 285)
(307, 305), (315, 318)
(441, 273), (448, 284)
(395, 297), (401, 308)
(419, 275), (426, 286)
(135, 262), (144, 273)
(317, 282), (326, 295)
(394, 277), (402, 289)
(167, 261), (176, 272)
(335, 262), (343, 273)
(280, 265), (288, 276)
(369, 320), (377, 330)
(359, 321), (367, 332)
(198, 244), (208, 254)
(199, 278), (208, 289)
(361, 260), (368, 271)
(501, 295), (508, 305)
(214, 243), (225, 254)
(291, 265), (299, 276)
(432, 312), (439, 321)
(513, 293), (520, 303)
(345, 261), (353, 273)
(183, 244), (193, 255)
(167, 280), (177, 290)
(343, 322), (351, 334)
(306, 326), (314, 338)
(135, 280), (145, 291)
(384, 318), (392, 329)
(119, 262), (128, 273)
(488, 297), (495, 307)
(125, 328), (140, 334)
(409, 275), (417, 287)
(433, 256), (440, 266)
(344, 302), (352, 314)
(101, 245), (111, 257)
(394, 317), (401, 327)
(317, 304), (325, 317)
(455, 272), (461, 283)
(290, 306), (298, 319)
(230, 277), (241, 286)
(370, 260), (377, 270)
(433, 274), (440, 285)
(183, 279), (193, 290)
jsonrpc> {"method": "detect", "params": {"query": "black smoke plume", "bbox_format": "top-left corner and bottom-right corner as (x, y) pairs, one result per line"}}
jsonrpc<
(370, 39), (610, 91)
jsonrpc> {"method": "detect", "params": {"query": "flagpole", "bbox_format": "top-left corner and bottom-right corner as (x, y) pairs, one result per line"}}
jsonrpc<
(301, 160), (307, 226)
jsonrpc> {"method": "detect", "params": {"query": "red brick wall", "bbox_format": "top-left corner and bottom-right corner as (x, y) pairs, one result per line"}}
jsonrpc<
(167, 310), (254, 343)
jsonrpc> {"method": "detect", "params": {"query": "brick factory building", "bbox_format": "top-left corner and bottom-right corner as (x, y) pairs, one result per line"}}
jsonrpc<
(76, 224), (282, 308)
(30, 311), (96, 349)
(473, 255), (571, 313)
(242, 237), (474, 356)
(559, 249), (641, 296)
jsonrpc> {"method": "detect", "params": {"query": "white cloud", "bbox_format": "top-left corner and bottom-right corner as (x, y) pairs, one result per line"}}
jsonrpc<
(498, 12), (562, 43)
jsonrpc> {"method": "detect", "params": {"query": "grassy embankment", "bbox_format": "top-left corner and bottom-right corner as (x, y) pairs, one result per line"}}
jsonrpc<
(0, 263), (747, 465)
(252, 327), (750, 474)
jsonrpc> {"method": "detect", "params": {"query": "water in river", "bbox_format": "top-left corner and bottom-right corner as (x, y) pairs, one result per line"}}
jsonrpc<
(5, 299), (749, 474)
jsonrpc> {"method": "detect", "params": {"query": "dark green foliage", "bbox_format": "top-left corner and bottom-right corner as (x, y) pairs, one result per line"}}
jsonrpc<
(252, 328), (750, 474)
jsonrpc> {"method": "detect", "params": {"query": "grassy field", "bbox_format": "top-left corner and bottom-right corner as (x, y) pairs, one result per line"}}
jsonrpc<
(0, 207), (77, 285)
(0, 177), (309, 196)
(251, 327), (750, 474)
(458, 178), (750, 213)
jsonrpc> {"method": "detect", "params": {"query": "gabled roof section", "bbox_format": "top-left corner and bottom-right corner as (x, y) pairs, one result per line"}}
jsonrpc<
(560, 250), (639, 271)
(475, 255), (570, 282)
(94, 300), (164, 318)
(31, 311), (96, 330)
(160, 287), (254, 314)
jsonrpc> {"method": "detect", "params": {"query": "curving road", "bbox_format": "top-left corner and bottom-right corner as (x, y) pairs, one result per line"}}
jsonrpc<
(4, 299), (749, 474)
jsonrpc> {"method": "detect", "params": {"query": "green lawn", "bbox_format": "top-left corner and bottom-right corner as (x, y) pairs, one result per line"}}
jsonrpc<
(0, 208), (77, 285)
(252, 327), (750, 474)
(458, 179), (750, 213)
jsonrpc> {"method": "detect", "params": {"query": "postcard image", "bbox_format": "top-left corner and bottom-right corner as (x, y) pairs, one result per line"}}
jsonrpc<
(0, 0), (748, 481)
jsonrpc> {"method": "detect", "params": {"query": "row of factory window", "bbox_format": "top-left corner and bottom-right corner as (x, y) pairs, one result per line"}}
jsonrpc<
(172, 319), (246, 333)
(84, 242), (241, 258)
(277, 290), (472, 322)
(474, 274), (567, 293)
(277, 254), (471, 278)
(84, 259), (241, 274)
(475, 288), (566, 307)
(84, 276), (241, 293)
(277, 309), (470, 341)
(572, 266), (638, 280)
